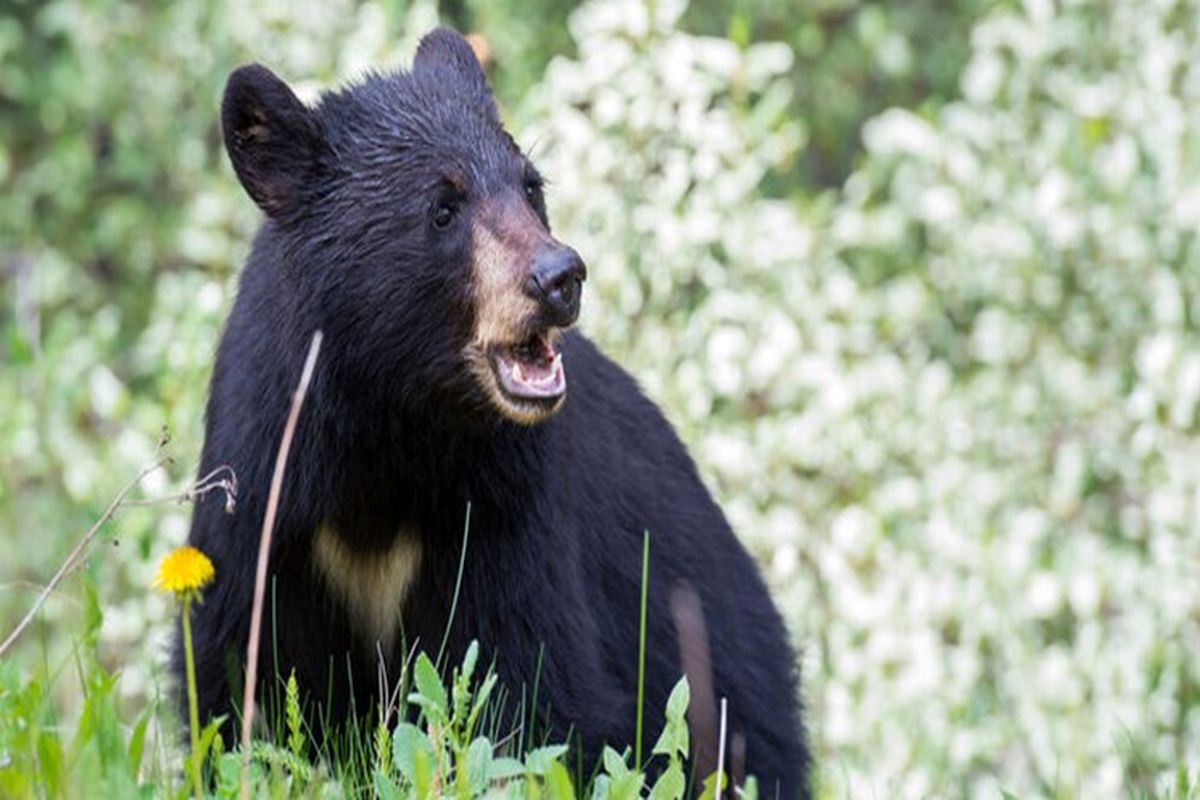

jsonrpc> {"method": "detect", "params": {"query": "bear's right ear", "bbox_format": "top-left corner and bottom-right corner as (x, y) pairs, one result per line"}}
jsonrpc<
(221, 64), (330, 219)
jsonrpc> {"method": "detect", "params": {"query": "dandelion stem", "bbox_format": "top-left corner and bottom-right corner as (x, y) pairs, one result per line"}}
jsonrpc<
(182, 595), (204, 800)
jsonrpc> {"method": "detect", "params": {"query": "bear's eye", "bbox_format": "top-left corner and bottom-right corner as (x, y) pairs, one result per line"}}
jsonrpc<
(523, 178), (543, 205)
(431, 201), (457, 230)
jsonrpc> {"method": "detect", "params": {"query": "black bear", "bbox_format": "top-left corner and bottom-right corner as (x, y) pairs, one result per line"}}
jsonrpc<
(178, 28), (808, 797)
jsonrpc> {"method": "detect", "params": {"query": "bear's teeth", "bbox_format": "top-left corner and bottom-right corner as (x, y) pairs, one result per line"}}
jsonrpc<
(494, 346), (565, 399)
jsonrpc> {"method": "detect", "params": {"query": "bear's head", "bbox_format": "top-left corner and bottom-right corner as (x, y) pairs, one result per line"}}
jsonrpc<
(220, 29), (586, 426)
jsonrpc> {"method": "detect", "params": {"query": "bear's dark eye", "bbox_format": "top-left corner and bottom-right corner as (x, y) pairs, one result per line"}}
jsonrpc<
(432, 201), (457, 230)
(523, 169), (545, 206)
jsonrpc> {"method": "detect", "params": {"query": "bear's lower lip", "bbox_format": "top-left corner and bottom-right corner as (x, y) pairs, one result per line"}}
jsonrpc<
(492, 334), (565, 401)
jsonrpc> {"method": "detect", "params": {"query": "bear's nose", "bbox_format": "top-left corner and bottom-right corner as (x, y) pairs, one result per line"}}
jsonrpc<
(526, 245), (587, 327)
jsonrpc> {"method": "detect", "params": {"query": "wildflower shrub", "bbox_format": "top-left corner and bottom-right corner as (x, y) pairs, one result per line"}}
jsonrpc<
(524, 0), (1200, 796)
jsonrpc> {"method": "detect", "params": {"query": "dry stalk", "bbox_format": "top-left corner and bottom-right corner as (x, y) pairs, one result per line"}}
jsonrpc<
(376, 639), (419, 730)
(0, 454), (170, 659)
(124, 465), (238, 512)
(240, 331), (322, 798)
(716, 697), (728, 800)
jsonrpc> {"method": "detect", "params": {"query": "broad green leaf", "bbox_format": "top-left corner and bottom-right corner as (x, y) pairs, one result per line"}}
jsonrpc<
(648, 763), (685, 800)
(466, 736), (493, 794)
(392, 722), (437, 786)
(664, 677), (690, 722)
(489, 756), (526, 780)
(411, 652), (448, 721)
(651, 717), (688, 759)
(608, 770), (645, 800)
(544, 760), (575, 800)
(523, 744), (568, 776)
(602, 745), (629, 780)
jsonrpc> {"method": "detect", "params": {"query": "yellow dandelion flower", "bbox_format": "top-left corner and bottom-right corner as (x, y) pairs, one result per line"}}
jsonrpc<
(154, 546), (215, 597)
(158, 545), (215, 799)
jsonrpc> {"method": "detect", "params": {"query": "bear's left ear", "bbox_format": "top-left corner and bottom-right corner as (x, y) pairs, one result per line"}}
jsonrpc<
(221, 64), (332, 220)
(413, 28), (496, 110)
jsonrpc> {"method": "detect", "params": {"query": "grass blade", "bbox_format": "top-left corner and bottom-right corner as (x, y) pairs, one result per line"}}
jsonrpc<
(635, 529), (650, 768)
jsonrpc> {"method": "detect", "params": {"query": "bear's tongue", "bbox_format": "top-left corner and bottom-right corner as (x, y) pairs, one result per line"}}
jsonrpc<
(496, 336), (565, 399)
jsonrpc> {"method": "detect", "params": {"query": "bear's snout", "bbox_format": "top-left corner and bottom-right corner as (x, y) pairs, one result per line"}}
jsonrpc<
(524, 244), (586, 328)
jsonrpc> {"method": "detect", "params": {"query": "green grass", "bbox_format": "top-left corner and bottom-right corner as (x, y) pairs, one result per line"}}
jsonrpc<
(0, 518), (736, 799)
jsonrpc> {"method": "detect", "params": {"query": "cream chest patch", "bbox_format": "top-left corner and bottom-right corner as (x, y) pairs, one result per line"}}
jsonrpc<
(311, 526), (422, 652)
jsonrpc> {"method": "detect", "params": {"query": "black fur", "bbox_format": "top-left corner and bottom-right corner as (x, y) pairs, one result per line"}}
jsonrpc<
(178, 28), (808, 797)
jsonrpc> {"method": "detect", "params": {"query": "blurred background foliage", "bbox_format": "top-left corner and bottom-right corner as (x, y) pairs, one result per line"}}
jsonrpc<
(2, 0), (1199, 797)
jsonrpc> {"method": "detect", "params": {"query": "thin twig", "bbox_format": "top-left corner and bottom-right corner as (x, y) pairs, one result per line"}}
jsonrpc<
(240, 331), (322, 798)
(123, 465), (238, 512)
(0, 454), (170, 659)
(376, 639), (419, 730)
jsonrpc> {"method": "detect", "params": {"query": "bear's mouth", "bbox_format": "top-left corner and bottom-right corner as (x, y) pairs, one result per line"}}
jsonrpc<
(491, 332), (565, 402)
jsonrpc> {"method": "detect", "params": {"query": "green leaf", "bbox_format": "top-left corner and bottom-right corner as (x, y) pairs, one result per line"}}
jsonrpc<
(648, 763), (685, 800)
(411, 652), (448, 721)
(35, 731), (64, 797)
(196, 716), (227, 772)
(544, 760), (575, 800)
(664, 677), (690, 722)
(82, 577), (104, 646)
(374, 770), (405, 800)
(697, 769), (727, 800)
(489, 756), (526, 780)
(653, 676), (691, 758)
(215, 752), (244, 796)
(523, 744), (568, 776)
(392, 722), (436, 787)
(467, 672), (498, 736)
(602, 745), (629, 780)
(461, 640), (479, 682)
(126, 705), (151, 775)
(285, 669), (305, 757)
(590, 774), (611, 800)
(608, 770), (645, 800)
(465, 736), (492, 794)
(651, 716), (688, 759)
